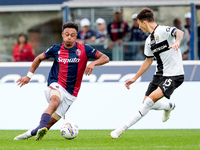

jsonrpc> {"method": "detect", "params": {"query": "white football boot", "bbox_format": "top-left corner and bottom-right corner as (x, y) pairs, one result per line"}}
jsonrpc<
(110, 126), (126, 139)
(162, 102), (175, 122)
(14, 130), (32, 140)
(35, 127), (48, 141)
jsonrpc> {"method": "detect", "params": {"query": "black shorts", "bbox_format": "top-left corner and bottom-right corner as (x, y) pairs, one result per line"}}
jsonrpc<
(145, 75), (184, 99)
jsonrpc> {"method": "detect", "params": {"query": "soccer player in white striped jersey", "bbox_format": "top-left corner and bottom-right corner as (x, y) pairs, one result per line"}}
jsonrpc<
(110, 8), (184, 139)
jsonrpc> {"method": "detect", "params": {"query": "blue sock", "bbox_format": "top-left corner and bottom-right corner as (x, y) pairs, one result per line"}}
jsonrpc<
(31, 113), (51, 136)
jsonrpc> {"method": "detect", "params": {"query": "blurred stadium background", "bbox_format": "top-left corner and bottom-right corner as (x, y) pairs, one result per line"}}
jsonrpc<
(0, 0), (200, 61)
(0, 0), (200, 130)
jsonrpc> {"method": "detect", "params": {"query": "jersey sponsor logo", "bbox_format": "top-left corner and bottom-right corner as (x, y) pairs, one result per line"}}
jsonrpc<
(151, 40), (169, 54)
(152, 44), (168, 53)
(58, 57), (80, 64)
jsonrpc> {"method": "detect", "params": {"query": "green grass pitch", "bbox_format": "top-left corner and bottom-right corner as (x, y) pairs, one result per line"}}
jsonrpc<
(0, 129), (200, 150)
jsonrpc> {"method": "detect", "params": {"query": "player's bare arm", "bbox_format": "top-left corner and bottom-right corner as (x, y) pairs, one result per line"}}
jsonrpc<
(125, 57), (154, 89)
(85, 36), (96, 43)
(85, 52), (109, 76)
(16, 53), (46, 87)
(168, 29), (184, 51)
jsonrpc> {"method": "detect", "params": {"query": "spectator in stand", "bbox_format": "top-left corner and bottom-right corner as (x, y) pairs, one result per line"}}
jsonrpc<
(95, 18), (107, 43)
(95, 17), (111, 59)
(107, 7), (129, 50)
(76, 18), (96, 44)
(173, 18), (190, 60)
(129, 13), (147, 60)
(13, 33), (35, 62)
(184, 12), (191, 34)
(198, 24), (200, 60)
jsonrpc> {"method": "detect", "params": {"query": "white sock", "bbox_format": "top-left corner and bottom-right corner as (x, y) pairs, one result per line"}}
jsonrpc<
(123, 97), (154, 129)
(151, 101), (170, 110)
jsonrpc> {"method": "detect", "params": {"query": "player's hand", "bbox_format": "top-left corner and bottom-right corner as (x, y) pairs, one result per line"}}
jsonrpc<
(108, 41), (114, 50)
(168, 41), (180, 51)
(85, 63), (95, 76)
(16, 76), (31, 87)
(116, 39), (123, 45)
(125, 78), (136, 90)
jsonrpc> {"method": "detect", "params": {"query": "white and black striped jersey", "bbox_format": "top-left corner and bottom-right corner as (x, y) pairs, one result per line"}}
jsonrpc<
(144, 25), (184, 76)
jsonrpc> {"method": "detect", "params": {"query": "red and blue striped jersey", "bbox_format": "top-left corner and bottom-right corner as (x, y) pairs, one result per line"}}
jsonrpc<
(43, 42), (99, 97)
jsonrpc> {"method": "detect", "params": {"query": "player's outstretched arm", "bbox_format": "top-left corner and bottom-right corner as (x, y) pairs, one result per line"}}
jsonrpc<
(85, 52), (109, 76)
(16, 53), (46, 87)
(168, 29), (184, 51)
(125, 57), (154, 89)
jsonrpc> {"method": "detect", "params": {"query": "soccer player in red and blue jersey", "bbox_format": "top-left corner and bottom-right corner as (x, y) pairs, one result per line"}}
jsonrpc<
(14, 22), (109, 141)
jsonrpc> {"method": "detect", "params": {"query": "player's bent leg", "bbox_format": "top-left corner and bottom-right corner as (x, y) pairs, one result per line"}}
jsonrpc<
(151, 100), (171, 110)
(35, 127), (48, 141)
(34, 113), (60, 141)
(162, 102), (175, 122)
(33, 99), (60, 140)
(47, 113), (61, 129)
(148, 87), (164, 103)
(110, 97), (155, 139)
(44, 95), (61, 115)
(150, 86), (175, 122)
(14, 130), (32, 140)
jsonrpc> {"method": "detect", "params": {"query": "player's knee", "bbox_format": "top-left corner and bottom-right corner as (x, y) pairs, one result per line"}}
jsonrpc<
(49, 101), (59, 111)
(48, 98), (60, 113)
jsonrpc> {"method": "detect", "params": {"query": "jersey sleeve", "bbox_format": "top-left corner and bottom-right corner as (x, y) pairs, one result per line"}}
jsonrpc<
(84, 44), (99, 59)
(164, 26), (177, 38)
(144, 36), (154, 57)
(43, 44), (59, 59)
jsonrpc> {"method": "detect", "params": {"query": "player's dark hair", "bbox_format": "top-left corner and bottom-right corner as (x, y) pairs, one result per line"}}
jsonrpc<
(62, 22), (79, 33)
(17, 33), (28, 44)
(137, 8), (155, 22)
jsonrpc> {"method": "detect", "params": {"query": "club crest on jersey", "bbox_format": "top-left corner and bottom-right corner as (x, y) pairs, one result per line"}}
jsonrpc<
(155, 36), (159, 42)
(76, 49), (81, 56)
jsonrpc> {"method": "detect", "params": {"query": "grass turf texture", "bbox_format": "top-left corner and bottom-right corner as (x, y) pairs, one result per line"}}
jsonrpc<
(0, 129), (200, 150)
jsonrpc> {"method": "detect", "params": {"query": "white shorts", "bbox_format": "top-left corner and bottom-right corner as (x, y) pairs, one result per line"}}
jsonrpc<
(44, 82), (77, 117)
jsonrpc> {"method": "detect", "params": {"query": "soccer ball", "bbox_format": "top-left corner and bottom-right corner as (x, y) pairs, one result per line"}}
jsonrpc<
(60, 122), (79, 139)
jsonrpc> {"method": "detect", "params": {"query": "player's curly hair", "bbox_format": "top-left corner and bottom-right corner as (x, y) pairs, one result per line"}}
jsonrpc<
(62, 22), (79, 33)
(137, 8), (155, 22)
